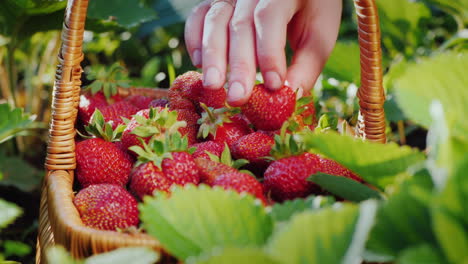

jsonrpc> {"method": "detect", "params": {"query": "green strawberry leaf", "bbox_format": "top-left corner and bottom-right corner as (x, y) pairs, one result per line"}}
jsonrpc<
(266, 201), (378, 264)
(186, 247), (280, 264)
(2, 241), (31, 258)
(46, 246), (159, 264)
(0, 152), (42, 192)
(0, 199), (22, 229)
(323, 41), (361, 85)
(140, 185), (273, 260)
(270, 196), (336, 222)
(315, 113), (339, 133)
(87, 0), (156, 29)
(396, 244), (446, 264)
(431, 158), (468, 263)
(299, 132), (425, 190)
(85, 247), (159, 264)
(0, 103), (44, 144)
(308, 173), (383, 202)
(376, 0), (431, 57)
(394, 51), (468, 136)
(366, 171), (437, 260)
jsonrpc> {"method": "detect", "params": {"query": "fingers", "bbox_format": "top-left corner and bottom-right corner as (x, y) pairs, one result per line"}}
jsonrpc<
(226, 0), (258, 106)
(286, 0), (342, 94)
(201, 0), (236, 90)
(185, 0), (211, 68)
(254, 0), (299, 91)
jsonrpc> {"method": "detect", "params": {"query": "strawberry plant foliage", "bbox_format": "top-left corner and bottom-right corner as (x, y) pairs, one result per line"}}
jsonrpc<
(394, 51), (468, 135)
(299, 132), (425, 190)
(266, 201), (378, 264)
(139, 185), (273, 260)
(270, 196), (336, 222)
(0, 103), (43, 144)
(0, 199), (22, 229)
(187, 247), (280, 264)
(308, 173), (382, 202)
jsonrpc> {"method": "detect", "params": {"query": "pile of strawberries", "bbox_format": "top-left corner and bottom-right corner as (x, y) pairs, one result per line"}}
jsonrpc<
(73, 71), (362, 231)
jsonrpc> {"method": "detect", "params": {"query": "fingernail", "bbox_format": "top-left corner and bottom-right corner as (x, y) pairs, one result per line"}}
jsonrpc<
(228, 82), (245, 102)
(296, 87), (304, 99)
(203, 67), (221, 89)
(192, 49), (201, 67)
(265, 71), (282, 90)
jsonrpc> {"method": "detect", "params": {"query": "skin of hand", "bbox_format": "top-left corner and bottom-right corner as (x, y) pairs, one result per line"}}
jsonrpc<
(185, 0), (342, 106)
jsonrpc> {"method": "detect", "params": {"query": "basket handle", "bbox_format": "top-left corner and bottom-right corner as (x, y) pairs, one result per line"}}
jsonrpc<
(45, 0), (386, 171)
(353, 0), (386, 143)
(45, 0), (89, 171)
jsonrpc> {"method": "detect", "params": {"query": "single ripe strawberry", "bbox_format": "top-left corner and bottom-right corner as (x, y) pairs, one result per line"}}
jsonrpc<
(241, 84), (295, 131)
(126, 95), (154, 110)
(149, 98), (169, 108)
(76, 138), (133, 187)
(194, 157), (238, 186)
(129, 161), (173, 199)
(100, 100), (139, 129)
(319, 158), (362, 182)
(169, 97), (198, 112)
(263, 152), (322, 202)
(213, 172), (267, 205)
(128, 133), (200, 199)
(78, 91), (108, 124)
(169, 71), (227, 112)
(191, 141), (224, 159)
(198, 106), (252, 148)
(76, 111), (133, 187)
(231, 131), (274, 171)
(74, 184), (139, 231)
(199, 87), (227, 109)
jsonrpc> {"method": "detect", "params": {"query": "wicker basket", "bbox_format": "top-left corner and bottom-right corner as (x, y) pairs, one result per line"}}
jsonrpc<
(36, 0), (386, 263)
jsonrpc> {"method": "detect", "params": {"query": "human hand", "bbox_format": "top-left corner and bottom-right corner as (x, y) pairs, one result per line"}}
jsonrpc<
(185, 0), (342, 106)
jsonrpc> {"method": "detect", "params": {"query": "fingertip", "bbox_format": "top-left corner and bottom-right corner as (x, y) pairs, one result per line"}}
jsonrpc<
(192, 49), (202, 68)
(263, 71), (283, 90)
(203, 67), (224, 90)
(227, 81), (249, 106)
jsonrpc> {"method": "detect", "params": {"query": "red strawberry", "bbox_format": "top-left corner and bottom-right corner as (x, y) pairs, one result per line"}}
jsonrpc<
(231, 131), (274, 171)
(74, 184), (139, 231)
(169, 97), (198, 112)
(129, 162), (173, 198)
(263, 152), (322, 202)
(76, 111), (133, 187)
(191, 141), (224, 159)
(213, 172), (267, 205)
(126, 95), (154, 110)
(128, 133), (200, 199)
(100, 101), (139, 129)
(241, 84), (295, 131)
(78, 91), (108, 124)
(199, 87), (227, 109)
(76, 138), (133, 187)
(169, 71), (227, 111)
(169, 71), (203, 101)
(198, 106), (252, 148)
(319, 158), (362, 182)
(194, 157), (238, 186)
(149, 98), (169, 108)
(162, 152), (199, 185)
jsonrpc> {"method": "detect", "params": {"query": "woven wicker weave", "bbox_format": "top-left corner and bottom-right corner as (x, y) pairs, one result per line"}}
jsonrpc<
(37, 0), (386, 263)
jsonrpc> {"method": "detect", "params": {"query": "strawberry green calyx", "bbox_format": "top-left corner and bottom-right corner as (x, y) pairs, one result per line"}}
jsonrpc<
(82, 109), (126, 142)
(269, 121), (306, 160)
(131, 107), (187, 139)
(130, 132), (190, 168)
(206, 143), (249, 170)
(84, 63), (131, 99)
(197, 103), (235, 139)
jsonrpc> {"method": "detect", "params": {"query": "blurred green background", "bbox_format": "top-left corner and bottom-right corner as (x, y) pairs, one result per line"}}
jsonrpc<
(0, 0), (466, 263)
